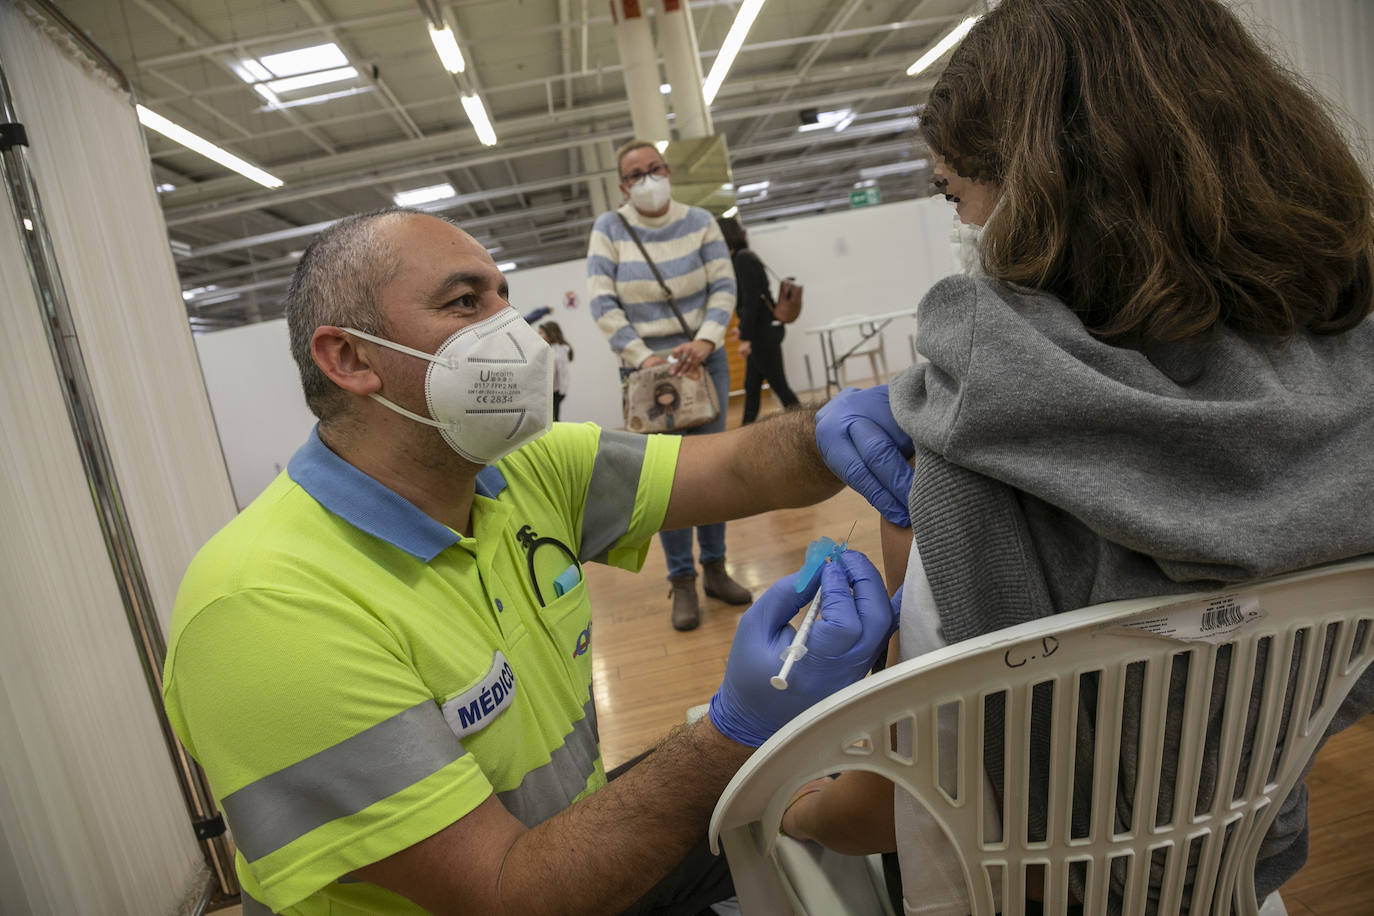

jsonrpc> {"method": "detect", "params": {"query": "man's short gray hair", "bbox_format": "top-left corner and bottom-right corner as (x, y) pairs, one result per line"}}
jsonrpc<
(284, 207), (440, 421)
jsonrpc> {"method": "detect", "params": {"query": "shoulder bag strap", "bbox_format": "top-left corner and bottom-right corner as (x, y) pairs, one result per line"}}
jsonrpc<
(616, 211), (694, 337)
(747, 250), (780, 317)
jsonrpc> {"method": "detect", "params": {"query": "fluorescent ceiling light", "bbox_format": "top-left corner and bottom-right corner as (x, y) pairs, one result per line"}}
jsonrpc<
(238, 59), (272, 82)
(258, 43), (349, 77)
(156, 182), (176, 193)
(136, 105), (284, 189)
(738, 180), (770, 194)
(798, 109), (852, 132)
(461, 94), (498, 146)
(853, 178), (878, 189)
(659, 82), (671, 94)
(654, 140), (670, 153)
(857, 158), (929, 181)
(428, 24), (466, 73)
(906, 16), (979, 77)
(721, 205), (739, 219)
(182, 284), (219, 301)
(261, 66), (358, 95)
(256, 85), (373, 111)
(235, 42), (358, 109)
(701, 0), (767, 105)
(496, 261), (517, 272)
(394, 183), (457, 207)
(23, 218), (34, 231)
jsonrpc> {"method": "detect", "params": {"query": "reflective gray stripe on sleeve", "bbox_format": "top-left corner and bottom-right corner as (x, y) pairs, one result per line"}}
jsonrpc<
(580, 430), (649, 563)
(222, 699), (464, 863)
(498, 695), (600, 827)
(240, 890), (274, 915)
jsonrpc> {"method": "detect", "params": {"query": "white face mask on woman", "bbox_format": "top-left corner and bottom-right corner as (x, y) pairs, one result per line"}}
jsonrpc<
(344, 307), (554, 465)
(628, 173), (673, 213)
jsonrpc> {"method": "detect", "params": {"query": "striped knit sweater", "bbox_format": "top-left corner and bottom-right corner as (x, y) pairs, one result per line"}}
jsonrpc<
(586, 200), (737, 368)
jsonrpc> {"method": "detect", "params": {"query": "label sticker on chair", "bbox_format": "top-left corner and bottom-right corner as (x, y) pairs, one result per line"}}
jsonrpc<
(1102, 593), (1264, 645)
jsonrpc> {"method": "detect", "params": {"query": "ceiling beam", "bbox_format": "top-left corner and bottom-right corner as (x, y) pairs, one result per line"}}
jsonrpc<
(159, 58), (934, 219)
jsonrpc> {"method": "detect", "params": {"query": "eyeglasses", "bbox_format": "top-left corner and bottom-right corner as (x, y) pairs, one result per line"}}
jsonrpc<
(620, 163), (668, 185)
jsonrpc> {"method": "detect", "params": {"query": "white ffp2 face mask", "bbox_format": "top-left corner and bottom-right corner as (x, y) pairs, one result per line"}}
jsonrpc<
(344, 307), (554, 466)
(628, 173), (672, 212)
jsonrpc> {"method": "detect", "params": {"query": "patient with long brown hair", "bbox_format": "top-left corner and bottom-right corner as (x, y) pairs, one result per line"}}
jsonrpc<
(796, 0), (1374, 911)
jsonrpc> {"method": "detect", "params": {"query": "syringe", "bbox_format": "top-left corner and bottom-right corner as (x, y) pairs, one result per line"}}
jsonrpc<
(771, 586), (825, 690)
(771, 523), (854, 690)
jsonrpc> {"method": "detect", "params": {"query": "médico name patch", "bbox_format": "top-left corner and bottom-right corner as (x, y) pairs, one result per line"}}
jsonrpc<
(441, 651), (517, 738)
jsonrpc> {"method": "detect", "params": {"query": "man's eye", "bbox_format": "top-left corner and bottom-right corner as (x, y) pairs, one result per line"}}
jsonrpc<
(449, 294), (477, 309)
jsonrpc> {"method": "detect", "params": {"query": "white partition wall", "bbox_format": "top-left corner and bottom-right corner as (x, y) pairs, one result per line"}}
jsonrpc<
(194, 320), (318, 509)
(749, 196), (958, 392)
(0, 4), (238, 913)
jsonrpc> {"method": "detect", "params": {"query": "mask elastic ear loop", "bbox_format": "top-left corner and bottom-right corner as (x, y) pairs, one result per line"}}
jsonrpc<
(366, 393), (446, 430)
(341, 327), (443, 365)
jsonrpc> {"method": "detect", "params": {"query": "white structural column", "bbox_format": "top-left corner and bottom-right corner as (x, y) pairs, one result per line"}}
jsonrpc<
(610, 0), (670, 142)
(585, 135), (620, 213)
(658, 0), (713, 138)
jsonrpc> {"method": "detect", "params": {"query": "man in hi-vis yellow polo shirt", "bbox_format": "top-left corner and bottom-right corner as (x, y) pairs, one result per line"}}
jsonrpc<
(163, 208), (896, 916)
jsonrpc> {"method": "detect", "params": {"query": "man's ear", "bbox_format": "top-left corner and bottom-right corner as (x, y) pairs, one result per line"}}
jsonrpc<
(311, 326), (383, 397)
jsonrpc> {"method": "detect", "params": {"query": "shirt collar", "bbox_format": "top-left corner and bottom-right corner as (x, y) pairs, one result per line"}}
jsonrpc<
(287, 426), (507, 562)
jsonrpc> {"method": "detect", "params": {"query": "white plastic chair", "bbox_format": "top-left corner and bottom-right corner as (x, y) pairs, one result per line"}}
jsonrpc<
(831, 314), (889, 386)
(710, 558), (1374, 915)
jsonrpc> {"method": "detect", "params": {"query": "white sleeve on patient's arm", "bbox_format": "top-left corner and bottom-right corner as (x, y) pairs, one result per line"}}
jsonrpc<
(894, 541), (1005, 916)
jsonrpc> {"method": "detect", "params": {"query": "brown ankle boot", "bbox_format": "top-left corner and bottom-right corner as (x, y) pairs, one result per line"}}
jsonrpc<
(669, 574), (701, 631)
(702, 559), (752, 605)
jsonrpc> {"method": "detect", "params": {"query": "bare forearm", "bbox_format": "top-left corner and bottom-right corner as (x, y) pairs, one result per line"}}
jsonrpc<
(741, 405), (841, 508)
(496, 718), (752, 914)
(783, 770), (896, 855)
(665, 405), (841, 529)
(880, 517), (913, 594)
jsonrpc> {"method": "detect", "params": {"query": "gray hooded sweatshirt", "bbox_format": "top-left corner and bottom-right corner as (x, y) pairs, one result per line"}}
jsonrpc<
(888, 274), (1374, 906)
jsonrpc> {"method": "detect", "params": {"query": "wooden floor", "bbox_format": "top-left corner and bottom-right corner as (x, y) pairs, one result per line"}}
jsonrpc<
(217, 387), (1374, 914)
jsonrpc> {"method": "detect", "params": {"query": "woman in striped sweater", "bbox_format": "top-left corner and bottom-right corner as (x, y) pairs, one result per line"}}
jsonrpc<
(586, 139), (753, 631)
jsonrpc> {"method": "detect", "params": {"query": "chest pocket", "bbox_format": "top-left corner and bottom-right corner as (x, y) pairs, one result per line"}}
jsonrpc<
(538, 576), (594, 687)
(519, 528), (594, 685)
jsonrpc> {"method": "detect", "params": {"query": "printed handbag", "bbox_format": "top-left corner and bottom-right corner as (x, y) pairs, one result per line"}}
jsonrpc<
(615, 212), (721, 431)
(623, 361), (720, 433)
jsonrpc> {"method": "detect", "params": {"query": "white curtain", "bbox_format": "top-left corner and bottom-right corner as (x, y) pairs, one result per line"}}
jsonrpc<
(0, 2), (238, 914)
(1227, 0), (1374, 160)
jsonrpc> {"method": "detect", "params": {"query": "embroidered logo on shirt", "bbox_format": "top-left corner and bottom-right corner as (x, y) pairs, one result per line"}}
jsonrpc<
(441, 651), (516, 738)
(572, 625), (592, 659)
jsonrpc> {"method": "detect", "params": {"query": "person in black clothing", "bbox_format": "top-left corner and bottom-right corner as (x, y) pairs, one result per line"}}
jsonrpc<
(717, 217), (800, 424)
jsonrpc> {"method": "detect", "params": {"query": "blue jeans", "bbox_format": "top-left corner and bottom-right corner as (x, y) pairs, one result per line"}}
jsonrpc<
(659, 347), (730, 579)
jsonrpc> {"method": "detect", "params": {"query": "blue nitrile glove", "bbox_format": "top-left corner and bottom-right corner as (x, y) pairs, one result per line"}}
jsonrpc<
(814, 385), (915, 527)
(709, 550), (896, 747)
